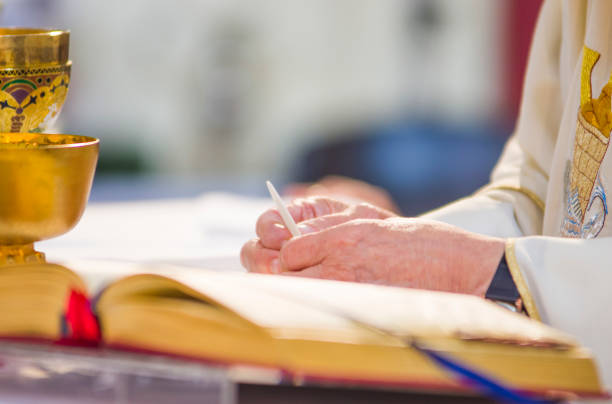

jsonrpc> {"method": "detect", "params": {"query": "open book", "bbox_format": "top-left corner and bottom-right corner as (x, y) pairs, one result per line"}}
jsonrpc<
(0, 261), (606, 400)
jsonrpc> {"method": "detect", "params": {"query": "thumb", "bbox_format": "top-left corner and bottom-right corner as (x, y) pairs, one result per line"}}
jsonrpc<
(280, 231), (329, 271)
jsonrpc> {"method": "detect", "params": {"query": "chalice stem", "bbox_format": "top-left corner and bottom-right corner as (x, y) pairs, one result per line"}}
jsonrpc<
(0, 243), (45, 265)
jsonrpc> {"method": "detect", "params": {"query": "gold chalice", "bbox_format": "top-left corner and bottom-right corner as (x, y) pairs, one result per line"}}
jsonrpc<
(0, 134), (99, 265)
(0, 28), (71, 133)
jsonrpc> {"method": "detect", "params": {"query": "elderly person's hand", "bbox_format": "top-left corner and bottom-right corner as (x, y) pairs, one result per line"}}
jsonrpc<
(240, 196), (397, 274)
(242, 205), (505, 296)
(278, 218), (505, 296)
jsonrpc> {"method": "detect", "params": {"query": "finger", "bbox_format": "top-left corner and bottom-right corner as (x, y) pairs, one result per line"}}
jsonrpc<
(297, 211), (355, 233)
(240, 238), (281, 274)
(280, 231), (329, 272)
(291, 197), (348, 220)
(256, 204), (310, 248)
(256, 209), (292, 249)
(257, 197), (348, 249)
(297, 202), (392, 233)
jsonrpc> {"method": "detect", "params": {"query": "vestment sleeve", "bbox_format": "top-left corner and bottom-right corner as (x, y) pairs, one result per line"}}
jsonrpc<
(507, 236), (612, 389)
(420, 1), (612, 389)
(421, 0), (562, 238)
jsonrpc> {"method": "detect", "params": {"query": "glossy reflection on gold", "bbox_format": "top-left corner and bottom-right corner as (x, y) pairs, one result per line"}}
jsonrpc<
(0, 28), (69, 67)
(0, 134), (99, 265)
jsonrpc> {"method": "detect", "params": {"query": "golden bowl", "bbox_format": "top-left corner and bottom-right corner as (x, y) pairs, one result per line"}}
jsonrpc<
(0, 28), (71, 133)
(0, 133), (99, 265)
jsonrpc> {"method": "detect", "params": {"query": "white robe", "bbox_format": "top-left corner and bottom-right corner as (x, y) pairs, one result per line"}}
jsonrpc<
(422, 0), (612, 395)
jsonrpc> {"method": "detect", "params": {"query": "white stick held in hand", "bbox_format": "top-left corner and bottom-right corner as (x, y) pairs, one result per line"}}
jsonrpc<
(266, 180), (301, 238)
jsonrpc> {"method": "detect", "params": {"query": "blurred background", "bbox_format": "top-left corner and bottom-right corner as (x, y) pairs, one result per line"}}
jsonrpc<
(0, 0), (542, 215)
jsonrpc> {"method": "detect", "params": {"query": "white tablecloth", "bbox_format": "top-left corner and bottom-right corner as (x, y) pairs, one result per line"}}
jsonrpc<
(39, 192), (274, 272)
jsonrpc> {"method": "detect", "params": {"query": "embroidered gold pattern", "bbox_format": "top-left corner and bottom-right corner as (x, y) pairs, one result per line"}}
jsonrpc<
(571, 113), (609, 214)
(562, 46), (612, 238)
(580, 46), (600, 118)
(580, 47), (612, 137)
(505, 239), (541, 321)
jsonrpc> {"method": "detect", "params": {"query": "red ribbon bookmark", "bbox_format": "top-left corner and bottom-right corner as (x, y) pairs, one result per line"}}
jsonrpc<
(64, 289), (100, 342)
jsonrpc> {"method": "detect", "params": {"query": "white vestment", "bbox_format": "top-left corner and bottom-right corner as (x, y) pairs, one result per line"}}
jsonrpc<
(423, 0), (612, 395)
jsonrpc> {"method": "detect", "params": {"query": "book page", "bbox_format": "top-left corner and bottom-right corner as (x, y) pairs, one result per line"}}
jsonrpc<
(56, 259), (152, 295)
(152, 267), (577, 347)
(56, 259), (576, 347)
(230, 273), (576, 346)
(56, 261), (357, 340)
(156, 267), (379, 344)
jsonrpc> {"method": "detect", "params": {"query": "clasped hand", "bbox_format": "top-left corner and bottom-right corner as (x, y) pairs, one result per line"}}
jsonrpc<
(240, 197), (505, 297)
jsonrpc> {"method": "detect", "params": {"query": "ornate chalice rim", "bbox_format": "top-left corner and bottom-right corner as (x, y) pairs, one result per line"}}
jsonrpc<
(0, 133), (99, 149)
(0, 28), (69, 67)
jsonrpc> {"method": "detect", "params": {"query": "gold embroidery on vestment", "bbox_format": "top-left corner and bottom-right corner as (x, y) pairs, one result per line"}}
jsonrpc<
(580, 46), (600, 114)
(562, 46), (611, 238)
(572, 113), (608, 215)
(580, 45), (612, 136)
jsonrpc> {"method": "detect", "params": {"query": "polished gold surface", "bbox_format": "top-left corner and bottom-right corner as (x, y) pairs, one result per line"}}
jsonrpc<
(0, 134), (99, 265)
(0, 28), (69, 67)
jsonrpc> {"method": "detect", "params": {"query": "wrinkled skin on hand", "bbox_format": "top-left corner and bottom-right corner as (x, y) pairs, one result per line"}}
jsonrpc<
(280, 218), (504, 296)
(241, 197), (396, 273)
(240, 197), (504, 297)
